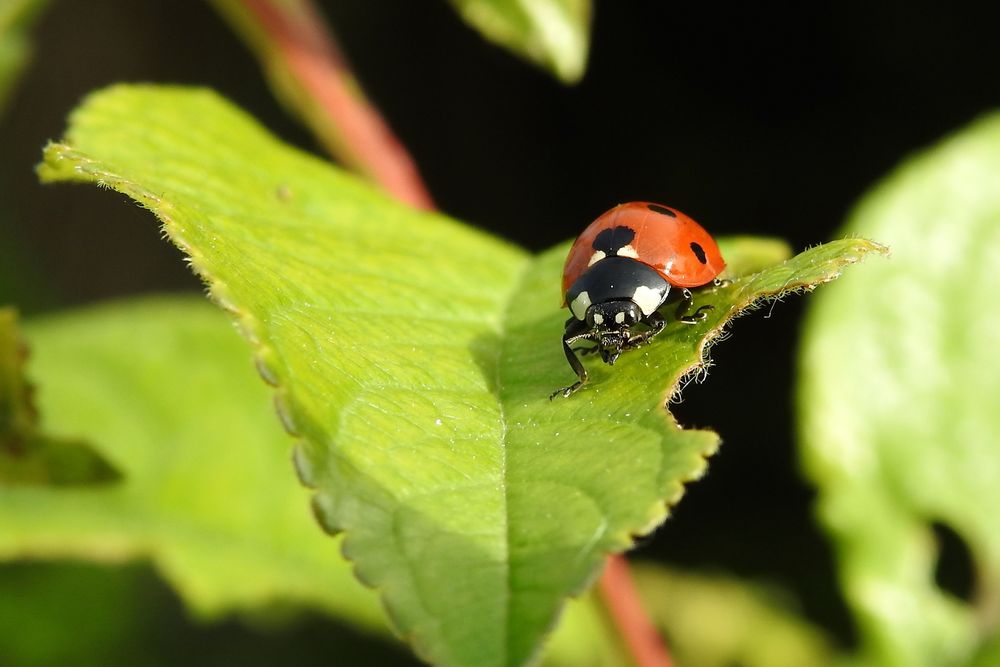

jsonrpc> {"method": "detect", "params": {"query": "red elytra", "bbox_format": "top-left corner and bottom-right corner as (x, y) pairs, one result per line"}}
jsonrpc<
(561, 202), (726, 297)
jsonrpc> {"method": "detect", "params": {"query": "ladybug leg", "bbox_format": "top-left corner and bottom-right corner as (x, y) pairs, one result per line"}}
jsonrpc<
(623, 311), (666, 350)
(551, 318), (594, 399)
(676, 288), (714, 324)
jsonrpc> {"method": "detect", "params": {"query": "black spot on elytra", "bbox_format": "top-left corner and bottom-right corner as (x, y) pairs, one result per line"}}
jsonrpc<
(647, 203), (677, 217)
(690, 241), (708, 264)
(593, 226), (636, 255)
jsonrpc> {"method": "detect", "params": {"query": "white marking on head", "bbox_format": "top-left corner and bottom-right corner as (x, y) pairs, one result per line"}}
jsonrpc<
(570, 291), (591, 320)
(617, 244), (639, 259)
(614, 311), (626, 324)
(588, 250), (606, 267)
(633, 285), (667, 316)
(592, 313), (604, 324)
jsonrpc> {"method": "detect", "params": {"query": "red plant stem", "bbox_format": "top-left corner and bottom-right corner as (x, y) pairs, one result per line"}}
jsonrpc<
(599, 554), (674, 667)
(239, 4), (670, 664)
(239, 0), (435, 209)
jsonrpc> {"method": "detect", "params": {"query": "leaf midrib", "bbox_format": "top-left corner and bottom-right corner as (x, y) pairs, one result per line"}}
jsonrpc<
(493, 254), (539, 667)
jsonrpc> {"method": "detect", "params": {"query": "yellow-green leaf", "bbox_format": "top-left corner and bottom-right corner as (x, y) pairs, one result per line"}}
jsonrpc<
(446, 0), (591, 83)
(0, 0), (51, 111)
(800, 114), (1000, 666)
(0, 306), (119, 486)
(0, 297), (388, 629)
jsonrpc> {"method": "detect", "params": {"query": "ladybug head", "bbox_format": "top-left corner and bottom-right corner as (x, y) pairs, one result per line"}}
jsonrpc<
(586, 300), (641, 365)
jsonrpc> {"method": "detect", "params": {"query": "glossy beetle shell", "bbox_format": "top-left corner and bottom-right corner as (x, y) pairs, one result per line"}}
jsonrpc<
(561, 202), (726, 297)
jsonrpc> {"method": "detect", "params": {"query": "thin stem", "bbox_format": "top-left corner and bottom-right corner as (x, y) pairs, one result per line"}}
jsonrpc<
(599, 554), (674, 667)
(234, 0), (435, 209)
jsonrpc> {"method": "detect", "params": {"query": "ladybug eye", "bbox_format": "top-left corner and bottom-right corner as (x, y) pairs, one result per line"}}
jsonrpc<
(690, 241), (708, 264)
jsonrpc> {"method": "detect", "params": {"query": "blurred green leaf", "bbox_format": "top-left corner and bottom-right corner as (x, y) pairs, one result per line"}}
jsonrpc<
(38, 84), (882, 667)
(0, 307), (119, 485)
(0, 559), (423, 667)
(1, 0), (62, 312)
(0, 0), (51, 111)
(968, 634), (1000, 667)
(0, 297), (388, 631)
(799, 113), (1000, 666)
(543, 593), (625, 667)
(715, 236), (792, 278)
(633, 563), (836, 667)
(446, 0), (591, 83)
(0, 562), (142, 667)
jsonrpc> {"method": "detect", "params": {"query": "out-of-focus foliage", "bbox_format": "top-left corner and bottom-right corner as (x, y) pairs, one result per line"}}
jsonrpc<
(0, 562), (141, 667)
(446, 0), (591, 83)
(0, 307), (119, 485)
(800, 113), (1000, 666)
(0, 0), (55, 311)
(0, 0), (50, 109)
(0, 297), (387, 629)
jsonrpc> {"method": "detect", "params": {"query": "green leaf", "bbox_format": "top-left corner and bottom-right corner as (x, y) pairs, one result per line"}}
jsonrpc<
(968, 634), (1000, 667)
(799, 114), (1000, 666)
(542, 594), (625, 667)
(446, 0), (591, 83)
(38, 84), (883, 667)
(0, 297), (387, 631)
(0, 0), (51, 112)
(0, 562), (143, 666)
(0, 306), (119, 485)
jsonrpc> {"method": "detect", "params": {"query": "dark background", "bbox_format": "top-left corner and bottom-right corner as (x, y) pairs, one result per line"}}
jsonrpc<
(2, 0), (996, 662)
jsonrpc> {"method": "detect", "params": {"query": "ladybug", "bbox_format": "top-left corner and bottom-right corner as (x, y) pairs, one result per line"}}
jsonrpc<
(551, 202), (726, 398)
